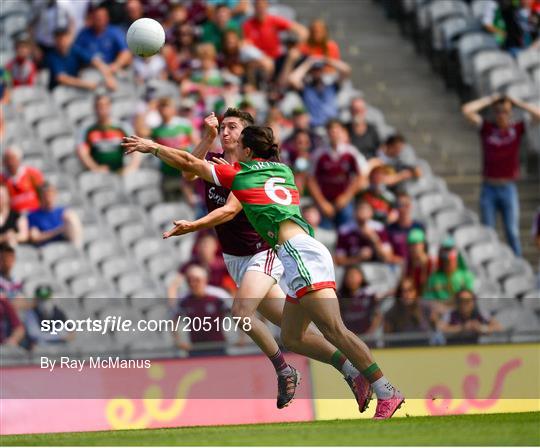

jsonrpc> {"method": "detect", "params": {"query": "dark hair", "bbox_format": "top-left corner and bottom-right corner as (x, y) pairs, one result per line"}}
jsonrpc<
(325, 118), (343, 130)
(385, 133), (406, 146)
(94, 93), (111, 105)
(241, 126), (280, 161)
(493, 96), (511, 108)
(0, 243), (15, 253)
(223, 107), (255, 127)
(339, 265), (368, 298)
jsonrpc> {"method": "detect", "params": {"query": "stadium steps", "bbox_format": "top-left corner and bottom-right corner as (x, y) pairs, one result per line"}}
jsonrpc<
(286, 0), (539, 269)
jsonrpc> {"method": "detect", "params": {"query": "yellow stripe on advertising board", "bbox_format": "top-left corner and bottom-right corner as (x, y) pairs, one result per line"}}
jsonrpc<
(311, 343), (540, 419)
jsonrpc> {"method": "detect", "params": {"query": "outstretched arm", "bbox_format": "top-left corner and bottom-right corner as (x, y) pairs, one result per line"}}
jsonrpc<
(122, 135), (214, 182)
(163, 193), (242, 239)
(510, 96), (540, 123)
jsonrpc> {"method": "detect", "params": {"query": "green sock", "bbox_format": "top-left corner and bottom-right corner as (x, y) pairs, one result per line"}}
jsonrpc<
(362, 362), (383, 383)
(330, 350), (347, 372)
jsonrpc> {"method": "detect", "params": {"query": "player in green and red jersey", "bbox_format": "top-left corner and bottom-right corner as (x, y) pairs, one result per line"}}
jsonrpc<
(123, 126), (405, 419)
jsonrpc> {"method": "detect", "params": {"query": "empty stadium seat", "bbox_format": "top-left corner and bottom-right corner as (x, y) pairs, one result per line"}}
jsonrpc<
(52, 86), (93, 108)
(458, 33), (499, 86)
(123, 169), (162, 195)
(117, 222), (149, 248)
(36, 117), (74, 143)
(502, 275), (537, 299)
(11, 86), (48, 107)
(40, 242), (80, 267)
(65, 98), (94, 125)
(454, 224), (497, 252)
(147, 254), (178, 282)
(117, 272), (156, 297)
(100, 256), (141, 282)
(87, 239), (125, 266)
(517, 47), (540, 75)
(105, 204), (147, 231)
(433, 208), (478, 235)
(79, 172), (120, 198)
(91, 190), (128, 213)
(53, 257), (95, 284)
(150, 202), (194, 231)
(495, 305), (540, 331)
(134, 187), (164, 210)
(467, 241), (515, 270)
(70, 274), (109, 298)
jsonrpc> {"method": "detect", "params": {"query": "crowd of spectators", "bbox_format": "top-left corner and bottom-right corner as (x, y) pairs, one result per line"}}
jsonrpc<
(0, 0), (518, 354)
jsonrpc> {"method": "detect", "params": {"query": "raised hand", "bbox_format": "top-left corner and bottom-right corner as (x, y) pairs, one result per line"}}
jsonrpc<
(122, 135), (156, 154)
(204, 112), (219, 139)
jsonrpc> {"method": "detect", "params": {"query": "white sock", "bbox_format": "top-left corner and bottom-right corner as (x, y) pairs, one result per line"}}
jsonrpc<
(341, 360), (359, 379)
(277, 365), (293, 377)
(372, 376), (395, 399)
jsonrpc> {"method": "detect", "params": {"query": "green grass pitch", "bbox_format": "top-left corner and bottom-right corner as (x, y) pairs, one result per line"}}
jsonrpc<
(3, 412), (539, 446)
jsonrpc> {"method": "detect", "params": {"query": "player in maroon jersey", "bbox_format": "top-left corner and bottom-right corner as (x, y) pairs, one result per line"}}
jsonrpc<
(160, 109), (373, 412)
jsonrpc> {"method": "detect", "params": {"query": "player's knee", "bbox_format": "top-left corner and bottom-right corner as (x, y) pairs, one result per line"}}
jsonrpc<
(231, 302), (256, 322)
(281, 329), (302, 352)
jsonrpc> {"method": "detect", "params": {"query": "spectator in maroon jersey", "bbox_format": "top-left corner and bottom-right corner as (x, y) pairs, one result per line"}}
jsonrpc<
(6, 35), (37, 87)
(358, 165), (398, 225)
(281, 107), (324, 152)
(462, 94), (540, 256)
(384, 277), (434, 335)
(377, 134), (421, 192)
(347, 96), (381, 160)
(387, 192), (425, 263)
(338, 265), (382, 336)
(334, 199), (394, 266)
(438, 289), (501, 344)
(307, 119), (368, 229)
(242, 0), (307, 59)
(0, 297), (24, 346)
(174, 264), (231, 356)
(405, 228), (435, 297)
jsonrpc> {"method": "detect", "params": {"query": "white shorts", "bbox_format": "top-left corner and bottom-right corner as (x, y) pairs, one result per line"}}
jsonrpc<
(276, 233), (336, 303)
(223, 249), (284, 288)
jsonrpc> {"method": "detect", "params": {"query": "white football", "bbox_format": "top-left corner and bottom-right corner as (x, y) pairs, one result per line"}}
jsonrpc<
(126, 18), (165, 58)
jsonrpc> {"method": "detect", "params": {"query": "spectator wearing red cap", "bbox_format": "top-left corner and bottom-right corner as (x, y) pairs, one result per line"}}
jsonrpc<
(1, 146), (44, 214)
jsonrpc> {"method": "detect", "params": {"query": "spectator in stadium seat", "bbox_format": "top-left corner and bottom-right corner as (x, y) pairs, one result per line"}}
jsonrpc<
(462, 94), (540, 256)
(152, 97), (200, 201)
(288, 56), (351, 128)
(75, 5), (132, 72)
(6, 35), (37, 87)
(481, 0), (507, 46)
(280, 129), (312, 194)
(377, 134), (421, 192)
(1, 146), (44, 214)
(438, 289), (501, 344)
(338, 265), (382, 336)
(387, 192), (425, 263)
(405, 228), (435, 297)
(24, 285), (74, 348)
(424, 237), (475, 303)
(168, 233), (236, 299)
(186, 43), (225, 96)
(45, 27), (117, 91)
(302, 203), (337, 250)
(78, 94), (141, 175)
(28, 183), (83, 249)
(163, 22), (197, 84)
(173, 264), (231, 356)
(500, 0), (540, 56)
(0, 297), (25, 347)
(273, 31), (305, 91)
(0, 185), (29, 246)
(347, 97), (381, 160)
(206, 0), (252, 23)
(384, 277), (433, 335)
(201, 3), (241, 52)
(242, 0), (307, 59)
(281, 107), (324, 152)
(0, 244), (24, 306)
(307, 119), (367, 229)
(357, 165), (398, 225)
(335, 199), (394, 266)
(300, 19), (341, 60)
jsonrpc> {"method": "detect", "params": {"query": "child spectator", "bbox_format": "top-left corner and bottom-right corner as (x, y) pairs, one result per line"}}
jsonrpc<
(6, 35), (37, 87)
(302, 203), (337, 250)
(405, 228), (435, 297)
(387, 192), (425, 262)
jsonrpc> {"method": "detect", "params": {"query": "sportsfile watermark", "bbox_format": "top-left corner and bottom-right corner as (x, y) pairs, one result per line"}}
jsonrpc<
(42, 315), (252, 336)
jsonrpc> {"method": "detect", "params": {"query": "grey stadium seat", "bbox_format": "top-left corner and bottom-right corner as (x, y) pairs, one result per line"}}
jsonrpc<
(433, 209), (478, 235)
(505, 83), (540, 102)
(134, 187), (164, 210)
(70, 274), (110, 298)
(23, 101), (62, 127)
(11, 86), (48, 107)
(11, 260), (50, 283)
(147, 255), (178, 282)
(105, 204), (147, 231)
(517, 46), (540, 74)
(40, 242), (80, 267)
(471, 50), (514, 95)
(82, 223), (114, 249)
(118, 222), (149, 248)
(65, 98), (94, 125)
(53, 257), (95, 284)
(458, 33), (499, 86)
(502, 275), (537, 299)
(123, 169), (162, 195)
(418, 191), (463, 220)
(467, 241), (515, 270)
(406, 176), (448, 199)
(79, 172), (120, 198)
(100, 256), (141, 282)
(91, 190), (127, 213)
(117, 272), (156, 297)
(486, 258), (533, 284)
(454, 224), (497, 252)
(487, 66), (530, 94)
(495, 305), (540, 331)
(36, 117), (74, 143)
(132, 237), (170, 264)
(150, 202), (194, 231)
(52, 86), (92, 108)
(87, 239), (125, 266)
(522, 293), (540, 312)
